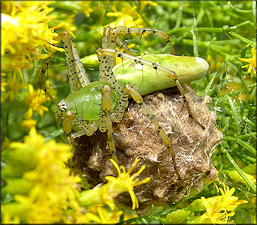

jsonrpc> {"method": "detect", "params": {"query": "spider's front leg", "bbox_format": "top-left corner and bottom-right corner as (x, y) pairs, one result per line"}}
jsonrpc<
(38, 53), (71, 136)
(62, 31), (91, 90)
(105, 26), (177, 55)
(38, 31), (97, 141)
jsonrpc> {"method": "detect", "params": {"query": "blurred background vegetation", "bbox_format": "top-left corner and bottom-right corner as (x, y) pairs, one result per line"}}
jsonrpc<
(1, 1), (256, 224)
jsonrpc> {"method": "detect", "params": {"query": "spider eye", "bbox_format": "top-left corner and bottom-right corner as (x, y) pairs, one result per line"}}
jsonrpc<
(58, 100), (68, 112)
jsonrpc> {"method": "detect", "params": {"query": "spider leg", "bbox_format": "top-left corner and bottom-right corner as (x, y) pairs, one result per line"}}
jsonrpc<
(124, 84), (181, 179)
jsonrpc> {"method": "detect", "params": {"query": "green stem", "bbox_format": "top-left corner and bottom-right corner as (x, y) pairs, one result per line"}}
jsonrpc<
(203, 63), (225, 96)
(210, 39), (240, 46)
(220, 144), (256, 192)
(227, 1), (253, 13)
(168, 26), (236, 35)
(223, 136), (256, 156)
(238, 132), (256, 139)
(44, 129), (64, 142)
(191, 30), (198, 57)
(118, 203), (177, 224)
(228, 31), (255, 48)
(174, 1), (183, 29)
(179, 39), (238, 57)
(225, 94), (241, 136)
(249, 85), (256, 101)
(243, 155), (256, 163)
(235, 20), (254, 28)
(253, 0), (256, 25)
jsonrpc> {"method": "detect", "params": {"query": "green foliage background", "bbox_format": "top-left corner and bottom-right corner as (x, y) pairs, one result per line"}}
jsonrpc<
(2, 1), (256, 224)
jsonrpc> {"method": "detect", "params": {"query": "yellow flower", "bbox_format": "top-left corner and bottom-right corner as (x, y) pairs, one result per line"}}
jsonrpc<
(80, 158), (150, 210)
(77, 2), (93, 18)
(106, 2), (146, 28)
(79, 159), (150, 223)
(21, 119), (37, 129)
(139, 1), (158, 11)
(2, 129), (150, 223)
(10, 126), (44, 151)
(107, 12), (145, 29)
(86, 206), (123, 224)
(1, 73), (8, 92)
(238, 48), (256, 78)
(1, 73), (8, 102)
(106, 158), (151, 210)
(193, 183), (248, 223)
(2, 213), (20, 224)
(2, 127), (84, 223)
(1, 2), (75, 79)
(1, 73), (24, 102)
(23, 84), (50, 119)
(50, 15), (76, 37)
(2, 2), (55, 73)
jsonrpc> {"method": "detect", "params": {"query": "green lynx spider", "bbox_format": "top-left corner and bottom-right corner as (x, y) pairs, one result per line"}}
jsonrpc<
(39, 26), (209, 178)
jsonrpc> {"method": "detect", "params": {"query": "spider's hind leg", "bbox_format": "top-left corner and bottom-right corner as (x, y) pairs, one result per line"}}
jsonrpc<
(124, 84), (181, 179)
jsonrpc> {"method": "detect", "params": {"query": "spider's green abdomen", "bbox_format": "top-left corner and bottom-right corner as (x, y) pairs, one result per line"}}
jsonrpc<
(64, 81), (118, 121)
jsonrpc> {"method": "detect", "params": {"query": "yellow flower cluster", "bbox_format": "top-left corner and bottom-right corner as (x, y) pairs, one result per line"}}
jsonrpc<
(23, 84), (49, 119)
(164, 182), (248, 224)
(80, 158), (150, 223)
(1, 127), (83, 223)
(80, 158), (150, 210)
(107, 158), (151, 209)
(1, 73), (24, 102)
(192, 183), (248, 224)
(238, 48), (256, 78)
(1, 76), (53, 128)
(21, 83), (57, 129)
(1, 2), (75, 77)
(2, 128), (150, 223)
(77, 0), (157, 25)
